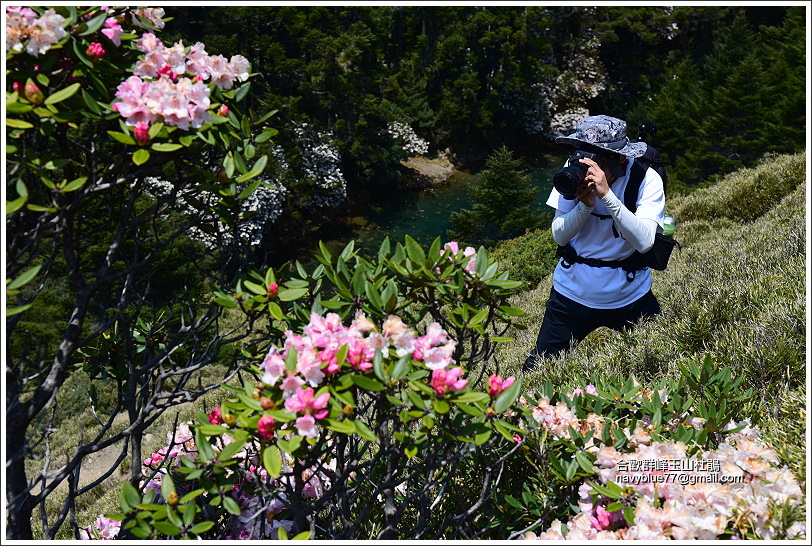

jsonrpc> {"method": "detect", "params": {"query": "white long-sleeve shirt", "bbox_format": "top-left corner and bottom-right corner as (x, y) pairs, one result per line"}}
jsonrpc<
(546, 158), (665, 308)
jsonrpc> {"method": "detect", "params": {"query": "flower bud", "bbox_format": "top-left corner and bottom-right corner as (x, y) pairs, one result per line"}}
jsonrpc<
(260, 397), (275, 410)
(166, 491), (179, 506)
(207, 407), (223, 425)
(12, 81), (23, 95)
(133, 121), (150, 147)
(217, 104), (229, 117)
(86, 42), (106, 62)
(217, 169), (229, 184)
(223, 413), (236, 426)
(253, 388), (262, 400)
(267, 283), (279, 298)
(24, 80), (44, 105)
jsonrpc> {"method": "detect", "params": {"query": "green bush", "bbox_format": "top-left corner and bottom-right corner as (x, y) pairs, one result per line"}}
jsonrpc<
(671, 152), (804, 223)
(490, 228), (559, 292)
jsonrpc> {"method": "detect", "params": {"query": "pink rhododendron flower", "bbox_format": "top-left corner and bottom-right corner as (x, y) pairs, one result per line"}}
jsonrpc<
(257, 414), (275, 440)
(589, 505), (612, 531)
(284, 387), (330, 420)
(134, 31), (161, 53)
(487, 374), (515, 398)
(133, 121), (150, 146)
(217, 103), (229, 117)
(440, 241), (478, 273)
(294, 414), (319, 438)
(430, 367), (467, 396)
(279, 374), (305, 398)
(86, 42), (105, 61)
(111, 75), (158, 126)
(24, 81), (43, 105)
(79, 515), (121, 540)
(346, 338), (375, 371)
(6, 7), (66, 56)
(207, 407), (223, 425)
(131, 7), (166, 30)
(260, 346), (287, 386)
(101, 17), (123, 46)
(382, 315), (415, 356)
(412, 323), (456, 369)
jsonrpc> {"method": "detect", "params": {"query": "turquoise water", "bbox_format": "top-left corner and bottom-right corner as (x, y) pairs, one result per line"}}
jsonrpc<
(285, 151), (565, 266)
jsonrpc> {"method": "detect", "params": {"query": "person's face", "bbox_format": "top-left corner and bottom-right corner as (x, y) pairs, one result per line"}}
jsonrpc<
(596, 153), (628, 184)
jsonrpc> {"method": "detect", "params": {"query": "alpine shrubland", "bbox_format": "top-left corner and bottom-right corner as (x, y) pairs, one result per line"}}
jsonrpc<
(497, 151), (806, 483)
(30, 152), (807, 539)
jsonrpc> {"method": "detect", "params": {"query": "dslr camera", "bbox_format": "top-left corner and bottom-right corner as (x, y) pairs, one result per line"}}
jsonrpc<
(553, 150), (598, 200)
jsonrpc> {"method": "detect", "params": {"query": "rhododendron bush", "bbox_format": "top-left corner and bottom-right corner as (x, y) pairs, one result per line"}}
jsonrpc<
(5, 5), (278, 540)
(99, 236), (532, 539)
(107, 310), (528, 539)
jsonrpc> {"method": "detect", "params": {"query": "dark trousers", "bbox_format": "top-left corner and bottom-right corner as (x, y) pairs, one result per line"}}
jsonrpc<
(523, 287), (661, 372)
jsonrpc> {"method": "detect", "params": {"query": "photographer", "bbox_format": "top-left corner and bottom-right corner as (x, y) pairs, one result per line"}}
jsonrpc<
(523, 114), (665, 372)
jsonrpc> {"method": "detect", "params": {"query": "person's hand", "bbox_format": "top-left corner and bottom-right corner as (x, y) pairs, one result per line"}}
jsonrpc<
(577, 157), (611, 204)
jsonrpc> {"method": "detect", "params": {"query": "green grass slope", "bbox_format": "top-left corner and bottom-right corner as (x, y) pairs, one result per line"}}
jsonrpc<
(496, 151), (807, 482)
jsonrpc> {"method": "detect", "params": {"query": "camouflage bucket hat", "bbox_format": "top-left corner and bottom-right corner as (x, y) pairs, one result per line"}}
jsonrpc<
(555, 114), (647, 158)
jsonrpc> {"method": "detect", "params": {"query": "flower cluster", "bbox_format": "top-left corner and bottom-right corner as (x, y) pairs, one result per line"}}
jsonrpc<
(259, 312), (460, 438)
(388, 121), (430, 155)
(78, 515), (121, 540)
(5, 6), (66, 57)
(295, 124), (347, 209)
(440, 241), (478, 274)
(519, 401), (807, 541)
(112, 32), (250, 129)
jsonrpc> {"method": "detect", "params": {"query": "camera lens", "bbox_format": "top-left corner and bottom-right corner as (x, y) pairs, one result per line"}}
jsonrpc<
(553, 161), (588, 199)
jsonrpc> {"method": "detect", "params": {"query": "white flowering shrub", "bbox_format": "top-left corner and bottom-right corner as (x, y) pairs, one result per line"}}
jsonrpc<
(387, 121), (430, 155)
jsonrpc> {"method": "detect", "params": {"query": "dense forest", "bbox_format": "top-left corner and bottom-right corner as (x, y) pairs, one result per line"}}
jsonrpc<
(159, 5), (805, 258)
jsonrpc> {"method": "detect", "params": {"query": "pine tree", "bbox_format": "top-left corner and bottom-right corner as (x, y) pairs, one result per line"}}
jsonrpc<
(449, 146), (540, 246)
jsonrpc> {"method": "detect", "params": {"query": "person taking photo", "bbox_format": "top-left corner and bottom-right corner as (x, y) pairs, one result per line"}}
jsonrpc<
(524, 114), (665, 372)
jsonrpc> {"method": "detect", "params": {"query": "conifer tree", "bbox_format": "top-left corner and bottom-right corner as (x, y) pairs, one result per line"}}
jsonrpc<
(449, 146), (540, 246)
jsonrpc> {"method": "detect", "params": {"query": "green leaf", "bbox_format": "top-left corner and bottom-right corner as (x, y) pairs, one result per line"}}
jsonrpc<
(5, 304), (32, 316)
(218, 436), (247, 461)
(190, 521), (215, 535)
(6, 102), (33, 114)
(107, 130), (136, 145)
(262, 445), (282, 478)
(575, 450), (594, 473)
(493, 377), (521, 414)
(120, 482), (141, 511)
(252, 154), (268, 173)
(235, 169), (262, 183)
(6, 118), (34, 129)
(350, 374), (385, 391)
(151, 143), (183, 152)
(44, 83), (81, 105)
(7, 264), (41, 290)
(153, 521), (181, 536)
(132, 149), (150, 165)
(197, 424), (228, 436)
(6, 194), (27, 215)
(404, 235), (426, 265)
(59, 177), (87, 193)
(279, 287), (308, 301)
(325, 419), (356, 435)
(352, 419), (378, 442)
(82, 89), (102, 114)
(220, 495), (239, 515)
(78, 12), (107, 35)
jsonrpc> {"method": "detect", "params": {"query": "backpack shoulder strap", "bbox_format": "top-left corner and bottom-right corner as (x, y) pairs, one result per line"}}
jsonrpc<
(624, 159), (647, 214)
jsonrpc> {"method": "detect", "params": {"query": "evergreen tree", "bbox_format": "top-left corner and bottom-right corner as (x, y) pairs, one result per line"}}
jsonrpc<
(449, 146), (540, 246)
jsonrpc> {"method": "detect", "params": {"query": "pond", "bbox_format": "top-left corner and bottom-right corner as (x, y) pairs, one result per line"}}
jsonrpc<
(300, 150), (566, 263)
